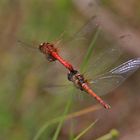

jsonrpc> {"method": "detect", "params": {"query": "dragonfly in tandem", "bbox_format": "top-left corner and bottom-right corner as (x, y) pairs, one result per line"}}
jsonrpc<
(19, 18), (140, 109)
(39, 41), (140, 109)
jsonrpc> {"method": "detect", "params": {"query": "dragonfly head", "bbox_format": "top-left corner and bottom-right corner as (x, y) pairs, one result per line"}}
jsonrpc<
(39, 42), (57, 53)
(39, 42), (48, 53)
(39, 42), (57, 62)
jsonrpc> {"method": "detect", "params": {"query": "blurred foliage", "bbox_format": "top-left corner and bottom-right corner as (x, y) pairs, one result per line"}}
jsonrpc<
(0, 0), (75, 139)
(0, 0), (140, 140)
(0, 0), (96, 139)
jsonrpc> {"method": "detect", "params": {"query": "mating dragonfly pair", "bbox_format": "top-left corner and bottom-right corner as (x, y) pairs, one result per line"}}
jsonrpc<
(20, 18), (140, 109)
(39, 41), (140, 109)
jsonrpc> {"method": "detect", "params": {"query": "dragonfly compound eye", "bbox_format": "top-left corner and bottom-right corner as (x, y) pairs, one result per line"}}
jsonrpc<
(39, 43), (45, 52)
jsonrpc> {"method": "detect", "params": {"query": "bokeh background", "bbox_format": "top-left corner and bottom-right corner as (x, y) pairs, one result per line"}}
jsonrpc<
(0, 0), (140, 140)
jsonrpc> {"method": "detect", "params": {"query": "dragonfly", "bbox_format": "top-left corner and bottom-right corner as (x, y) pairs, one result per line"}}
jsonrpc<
(67, 58), (140, 109)
(18, 17), (99, 71)
(17, 17), (140, 109)
(39, 42), (74, 71)
(38, 41), (140, 109)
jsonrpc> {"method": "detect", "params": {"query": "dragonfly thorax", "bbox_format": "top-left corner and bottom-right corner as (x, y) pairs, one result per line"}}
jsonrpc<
(39, 42), (57, 62)
(67, 70), (86, 90)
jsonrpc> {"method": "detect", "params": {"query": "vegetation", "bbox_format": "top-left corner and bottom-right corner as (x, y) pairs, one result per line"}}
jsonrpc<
(0, 0), (140, 140)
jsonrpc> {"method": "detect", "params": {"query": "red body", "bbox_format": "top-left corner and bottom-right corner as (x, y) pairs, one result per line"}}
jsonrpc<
(67, 70), (110, 109)
(39, 43), (74, 71)
(40, 43), (110, 109)
(51, 52), (74, 71)
(82, 83), (111, 109)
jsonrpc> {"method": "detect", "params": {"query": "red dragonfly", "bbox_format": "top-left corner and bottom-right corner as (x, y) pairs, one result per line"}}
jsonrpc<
(39, 42), (74, 71)
(18, 18), (140, 109)
(38, 42), (140, 109)
(17, 17), (98, 71)
(67, 58), (140, 109)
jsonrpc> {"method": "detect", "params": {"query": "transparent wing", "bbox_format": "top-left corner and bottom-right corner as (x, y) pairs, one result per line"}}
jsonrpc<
(59, 17), (123, 77)
(89, 58), (140, 96)
(84, 44), (122, 77)
(17, 40), (37, 50)
(57, 17), (99, 61)
(62, 16), (99, 47)
(44, 84), (72, 96)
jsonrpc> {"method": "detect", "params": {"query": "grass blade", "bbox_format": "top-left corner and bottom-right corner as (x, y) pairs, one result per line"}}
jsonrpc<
(96, 129), (119, 140)
(33, 104), (100, 140)
(33, 89), (73, 140)
(52, 96), (72, 140)
(33, 118), (60, 140)
(73, 119), (98, 140)
(80, 28), (100, 73)
(33, 100), (71, 140)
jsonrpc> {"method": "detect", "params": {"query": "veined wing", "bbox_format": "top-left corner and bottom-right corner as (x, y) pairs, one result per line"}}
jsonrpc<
(61, 17), (123, 76)
(17, 40), (38, 50)
(89, 58), (140, 96)
(62, 16), (99, 47)
(83, 44), (122, 77)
